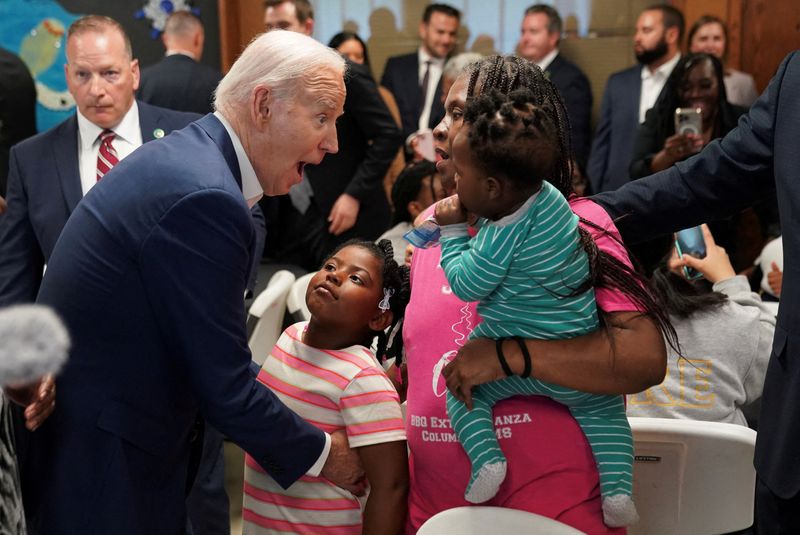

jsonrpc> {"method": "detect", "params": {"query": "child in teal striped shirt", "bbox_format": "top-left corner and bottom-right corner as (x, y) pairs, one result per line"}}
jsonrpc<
(434, 88), (637, 527)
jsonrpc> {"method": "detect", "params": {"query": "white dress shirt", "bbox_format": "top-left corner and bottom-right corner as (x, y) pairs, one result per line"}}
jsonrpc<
(417, 48), (446, 132)
(213, 111), (332, 476)
(77, 101), (143, 196)
(639, 53), (681, 123)
(534, 48), (559, 73)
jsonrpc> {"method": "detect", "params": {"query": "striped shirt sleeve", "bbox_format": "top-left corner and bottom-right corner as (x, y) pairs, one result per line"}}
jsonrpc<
(339, 367), (406, 448)
(440, 222), (520, 302)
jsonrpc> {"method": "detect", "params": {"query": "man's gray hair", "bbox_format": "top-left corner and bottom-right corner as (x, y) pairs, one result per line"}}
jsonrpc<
(443, 52), (484, 82)
(214, 31), (344, 114)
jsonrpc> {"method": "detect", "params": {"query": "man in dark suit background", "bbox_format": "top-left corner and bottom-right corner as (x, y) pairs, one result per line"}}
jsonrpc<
(0, 16), (233, 534)
(587, 4), (683, 193)
(381, 4), (460, 150)
(517, 4), (592, 170)
(594, 49), (800, 534)
(137, 11), (222, 115)
(263, 0), (402, 271)
(17, 27), (362, 534)
(0, 47), (36, 212)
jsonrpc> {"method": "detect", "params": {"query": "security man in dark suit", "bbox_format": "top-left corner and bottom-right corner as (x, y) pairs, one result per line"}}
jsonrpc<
(138, 11), (222, 115)
(517, 4), (592, 170)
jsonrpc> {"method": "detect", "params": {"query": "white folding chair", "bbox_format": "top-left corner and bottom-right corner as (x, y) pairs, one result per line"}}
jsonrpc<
(417, 506), (585, 535)
(247, 270), (295, 366)
(286, 272), (313, 322)
(628, 417), (757, 535)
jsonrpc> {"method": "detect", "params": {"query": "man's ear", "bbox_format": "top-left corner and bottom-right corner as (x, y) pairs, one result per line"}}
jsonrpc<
(369, 309), (393, 333)
(665, 26), (679, 46)
(486, 176), (503, 200)
(303, 18), (315, 36)
(251, 86), (271, 128)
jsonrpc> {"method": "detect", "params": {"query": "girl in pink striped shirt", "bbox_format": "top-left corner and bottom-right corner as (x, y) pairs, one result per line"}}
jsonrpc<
(243, 240), (410, 534)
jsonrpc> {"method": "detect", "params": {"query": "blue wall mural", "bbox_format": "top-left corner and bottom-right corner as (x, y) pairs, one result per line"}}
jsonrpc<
(0, 0), (81, 132)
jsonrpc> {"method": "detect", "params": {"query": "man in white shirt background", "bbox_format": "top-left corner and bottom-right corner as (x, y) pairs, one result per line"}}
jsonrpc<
(381, 3), (460, 155)
(587, 3), (684, 193)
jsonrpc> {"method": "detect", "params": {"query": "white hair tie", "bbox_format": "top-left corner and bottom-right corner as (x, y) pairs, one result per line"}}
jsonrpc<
(378, 288), (394, 312)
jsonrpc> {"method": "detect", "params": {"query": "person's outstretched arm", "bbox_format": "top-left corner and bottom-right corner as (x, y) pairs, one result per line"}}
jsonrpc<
(444, 311), (666, 408)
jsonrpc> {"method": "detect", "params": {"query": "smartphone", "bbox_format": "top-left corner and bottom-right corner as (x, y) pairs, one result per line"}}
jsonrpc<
(674, 107), (703, 137)
(675, 226), (706, 280)
(415, 129), (436, 162)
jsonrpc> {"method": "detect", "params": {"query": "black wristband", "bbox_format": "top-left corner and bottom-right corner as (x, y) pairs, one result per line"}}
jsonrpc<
(514, 337), (532, 378)
(496, 338), (514, 377)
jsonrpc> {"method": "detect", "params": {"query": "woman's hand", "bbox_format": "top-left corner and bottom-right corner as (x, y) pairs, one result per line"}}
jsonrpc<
(675, 224), (736, 284)
(651, 133), (704, 172)
(434, 196), (467, 226)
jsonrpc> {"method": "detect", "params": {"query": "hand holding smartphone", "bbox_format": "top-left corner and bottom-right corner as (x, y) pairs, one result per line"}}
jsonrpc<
(675, 226), (706, 280)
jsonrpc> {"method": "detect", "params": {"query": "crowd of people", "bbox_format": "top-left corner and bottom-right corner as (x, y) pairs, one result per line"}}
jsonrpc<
(0, 0), (796, 534)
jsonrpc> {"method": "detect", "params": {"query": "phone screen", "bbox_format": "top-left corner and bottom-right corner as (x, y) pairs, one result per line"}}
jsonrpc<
(675, 226), (706, 280)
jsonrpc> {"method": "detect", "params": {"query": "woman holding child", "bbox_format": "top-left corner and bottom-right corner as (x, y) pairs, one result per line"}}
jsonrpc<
(401, 56), (670, 533)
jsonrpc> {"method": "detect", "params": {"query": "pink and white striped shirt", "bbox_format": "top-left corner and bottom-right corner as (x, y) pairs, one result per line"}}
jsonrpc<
(243, 322), (406, 534)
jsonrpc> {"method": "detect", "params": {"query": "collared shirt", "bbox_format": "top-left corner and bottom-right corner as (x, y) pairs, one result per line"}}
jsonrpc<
(213, 110), (333, 476)
(165, 49), (198, 61)
(77, 101), (143, 196)
(535, 48), (559, 73)
(417, 47), (446, 132)
(639, 52), (681, 123)
(213, 111), (263, 208)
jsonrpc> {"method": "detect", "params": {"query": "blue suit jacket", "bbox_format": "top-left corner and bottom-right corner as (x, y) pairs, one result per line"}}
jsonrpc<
(33, 114), (325, 533)
(587, 65), (642, 193)
(381, 52), (445, 142)
(595, 51), (800, 499)
(546, 53), (592, 169)
(0, 101), (198, 306)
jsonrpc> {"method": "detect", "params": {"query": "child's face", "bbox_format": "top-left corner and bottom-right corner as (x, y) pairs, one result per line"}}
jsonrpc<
(306, 246), (385, 335)
(451, 129), (489, 215)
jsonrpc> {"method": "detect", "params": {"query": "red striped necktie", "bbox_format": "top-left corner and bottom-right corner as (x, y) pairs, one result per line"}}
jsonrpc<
(96, 129), (119, 181)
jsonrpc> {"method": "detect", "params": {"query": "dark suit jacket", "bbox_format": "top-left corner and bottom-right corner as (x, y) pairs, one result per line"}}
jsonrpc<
(546, 53), (592, 169)
(0, 101), (198, 307)
(595, 51), (800, 499)
(587, 64), (643, 193)
(32, 114), (325, 533)
(305, 60), (402, 242)
(380, 52), (445, 142)
(0, 47), (36, 195)
(138, 54), (223, 115)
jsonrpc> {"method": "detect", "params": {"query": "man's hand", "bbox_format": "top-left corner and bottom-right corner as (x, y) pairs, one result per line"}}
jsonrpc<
(328, 194), (360, 236)
(443, 337), (509, 409)
(4, 375), (56, 431)
(321, 430), (367, 496)
(0, 194), (6, 214)
(434, 196), (467, 226)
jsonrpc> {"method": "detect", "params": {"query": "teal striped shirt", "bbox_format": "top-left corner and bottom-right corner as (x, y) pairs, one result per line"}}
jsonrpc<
(439, 181), (598, 340)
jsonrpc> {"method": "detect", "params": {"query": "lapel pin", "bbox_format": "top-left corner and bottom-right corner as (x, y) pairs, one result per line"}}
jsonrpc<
(153, 128), (165, 139)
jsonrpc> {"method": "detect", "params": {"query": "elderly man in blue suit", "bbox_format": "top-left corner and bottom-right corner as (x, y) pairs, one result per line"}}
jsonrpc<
(15, 26), (362, 534)
(587, 4), (683, 193)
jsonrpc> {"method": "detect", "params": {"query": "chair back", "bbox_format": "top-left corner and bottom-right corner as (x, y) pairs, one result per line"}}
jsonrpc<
(286, 272), (314, 322)
(247, 270), (295, 366)
(628, 417), (757, 535)
(416, 506), (585, 534)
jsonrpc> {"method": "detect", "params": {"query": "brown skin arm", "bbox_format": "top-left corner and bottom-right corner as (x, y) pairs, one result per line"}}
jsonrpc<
(358, 440), (409, 535)
(443, 312), (667, 409)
